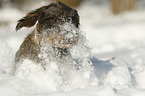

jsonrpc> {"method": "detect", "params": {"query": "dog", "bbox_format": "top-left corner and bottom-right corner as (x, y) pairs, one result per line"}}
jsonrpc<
(12, 1), (80, 75)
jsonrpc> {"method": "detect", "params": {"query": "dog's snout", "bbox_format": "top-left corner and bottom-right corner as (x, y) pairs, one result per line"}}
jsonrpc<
(66, 37), (75, 44)
(65, 32), (78, 44)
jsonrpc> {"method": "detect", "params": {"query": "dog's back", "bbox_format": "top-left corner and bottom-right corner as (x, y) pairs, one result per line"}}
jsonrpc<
(15, 32), (41, 63)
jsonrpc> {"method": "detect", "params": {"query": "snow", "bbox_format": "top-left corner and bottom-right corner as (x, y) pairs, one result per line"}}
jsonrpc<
(1, 0), (145, 96)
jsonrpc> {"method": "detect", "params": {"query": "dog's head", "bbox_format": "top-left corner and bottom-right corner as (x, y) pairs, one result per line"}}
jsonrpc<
(16, 1), (80, 48)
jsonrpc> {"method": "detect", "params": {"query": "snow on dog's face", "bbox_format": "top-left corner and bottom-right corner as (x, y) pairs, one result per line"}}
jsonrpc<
(16, 1), (80, 48)
(42, 22), (79, 48)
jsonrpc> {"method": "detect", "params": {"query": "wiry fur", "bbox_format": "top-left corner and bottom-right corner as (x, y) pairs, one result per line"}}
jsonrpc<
(12, 1), (80, 75)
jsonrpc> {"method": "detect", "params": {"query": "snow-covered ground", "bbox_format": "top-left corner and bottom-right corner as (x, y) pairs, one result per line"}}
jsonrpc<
(0, 0), (145, 96)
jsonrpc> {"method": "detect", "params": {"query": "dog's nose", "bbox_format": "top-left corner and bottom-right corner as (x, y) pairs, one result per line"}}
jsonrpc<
(67, 37), (75, 44)
(65, 32), (77, 44)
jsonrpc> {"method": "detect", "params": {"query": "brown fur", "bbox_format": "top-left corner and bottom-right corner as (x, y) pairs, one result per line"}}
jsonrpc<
(13, 1), (80, 74)
(15, 32), (41, 63)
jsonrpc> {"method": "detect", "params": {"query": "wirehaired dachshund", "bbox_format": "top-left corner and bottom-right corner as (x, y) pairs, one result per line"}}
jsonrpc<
(12, 1), (80, 74)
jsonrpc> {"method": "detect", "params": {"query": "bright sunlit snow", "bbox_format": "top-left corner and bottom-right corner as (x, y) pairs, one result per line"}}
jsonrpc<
(0, 0), (145, 96)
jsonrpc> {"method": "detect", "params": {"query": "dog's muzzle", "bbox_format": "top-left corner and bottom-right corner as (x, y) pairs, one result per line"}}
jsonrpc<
(39, 22), (79, 48)
(64, 31), (78, 44)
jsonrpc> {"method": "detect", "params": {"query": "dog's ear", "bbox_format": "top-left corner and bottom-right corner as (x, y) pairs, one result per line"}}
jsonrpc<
(57, 1), (80, 28)
(72, 10), (80, 28)
(16, 11), (39, 31)
(16, 6), (47, 31)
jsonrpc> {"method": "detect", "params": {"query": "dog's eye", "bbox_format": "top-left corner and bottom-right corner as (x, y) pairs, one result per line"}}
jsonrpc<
(68, 17), (72, 21)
